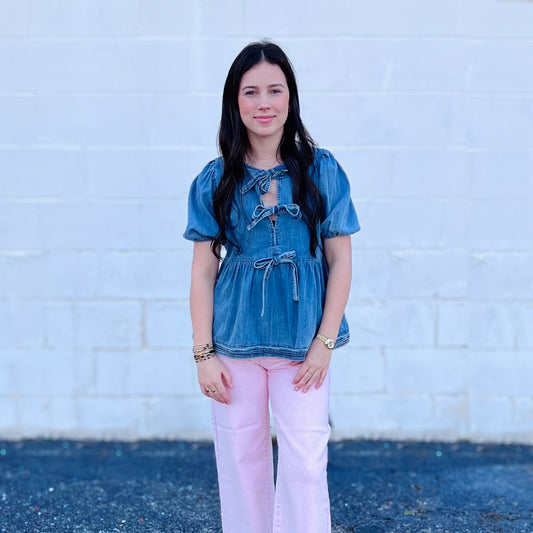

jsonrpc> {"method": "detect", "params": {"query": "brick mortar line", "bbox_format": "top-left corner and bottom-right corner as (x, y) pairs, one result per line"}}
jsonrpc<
(2, 35), (533, 42)
(7, 90), (532, 96)
(1, 91), (533, 97)
(0, 197), (526, 203)
(2, 145), (533, 152)
(2, 249), (533, 255)
(6, 346), (523, 353)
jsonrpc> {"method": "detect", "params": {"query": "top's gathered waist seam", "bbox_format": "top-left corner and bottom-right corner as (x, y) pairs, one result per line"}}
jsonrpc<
(223, 257), (321, 265)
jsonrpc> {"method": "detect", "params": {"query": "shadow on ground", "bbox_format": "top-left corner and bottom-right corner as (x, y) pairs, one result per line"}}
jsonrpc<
(1, 440), (532, 532)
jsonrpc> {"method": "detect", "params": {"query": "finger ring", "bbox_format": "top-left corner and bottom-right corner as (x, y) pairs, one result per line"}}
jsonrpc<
(205, 389), (212, 393)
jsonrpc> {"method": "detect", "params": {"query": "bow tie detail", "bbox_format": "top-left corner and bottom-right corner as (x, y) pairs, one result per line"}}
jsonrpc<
(247, 203), (301, 230)
(253, 250), (300, 317)
(242, 168), (289, 195)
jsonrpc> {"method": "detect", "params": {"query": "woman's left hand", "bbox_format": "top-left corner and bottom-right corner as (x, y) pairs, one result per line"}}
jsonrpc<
(290, 338), (332, 392)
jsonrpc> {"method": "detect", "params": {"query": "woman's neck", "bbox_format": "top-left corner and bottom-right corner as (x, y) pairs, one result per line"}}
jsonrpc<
(246, 134), (283, 170)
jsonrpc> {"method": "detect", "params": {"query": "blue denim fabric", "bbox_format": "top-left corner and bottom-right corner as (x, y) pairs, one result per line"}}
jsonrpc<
(183, 149), (360, 361)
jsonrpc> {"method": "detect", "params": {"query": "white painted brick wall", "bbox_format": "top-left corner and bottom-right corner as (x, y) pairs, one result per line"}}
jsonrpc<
(1, 0), (532, 443)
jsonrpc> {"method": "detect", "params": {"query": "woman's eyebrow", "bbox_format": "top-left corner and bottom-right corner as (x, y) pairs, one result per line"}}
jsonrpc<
(241, 83), (286, 90)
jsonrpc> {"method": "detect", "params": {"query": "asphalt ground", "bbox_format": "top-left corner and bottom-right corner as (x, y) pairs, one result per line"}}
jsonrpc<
(1, 439), (532, 533)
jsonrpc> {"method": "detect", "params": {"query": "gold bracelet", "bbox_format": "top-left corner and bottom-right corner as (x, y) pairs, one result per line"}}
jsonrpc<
(193, 342), (214, 354)
(193, 343), (216, 363)
(194, 350), (216, 364)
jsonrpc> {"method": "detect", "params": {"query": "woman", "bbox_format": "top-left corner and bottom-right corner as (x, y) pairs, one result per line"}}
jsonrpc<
(184, 40), (360, 533)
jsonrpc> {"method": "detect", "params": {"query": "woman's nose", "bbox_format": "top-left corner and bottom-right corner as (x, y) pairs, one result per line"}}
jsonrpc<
(258, 95), (271, 109)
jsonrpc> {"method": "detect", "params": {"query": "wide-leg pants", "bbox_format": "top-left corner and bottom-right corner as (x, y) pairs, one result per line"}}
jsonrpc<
(211, 354), (331, 533)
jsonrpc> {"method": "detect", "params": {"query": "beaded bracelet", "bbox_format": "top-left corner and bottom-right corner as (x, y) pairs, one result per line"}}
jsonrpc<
(194, 350), (215, 364)
(193, 342), (216, 364)
(193, 342), (213, 354)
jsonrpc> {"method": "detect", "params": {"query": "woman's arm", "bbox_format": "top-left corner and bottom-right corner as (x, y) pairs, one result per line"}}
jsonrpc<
(190, 241), (219, 345)
(291, 235), (352, 392)
(190, 241), (233, 404)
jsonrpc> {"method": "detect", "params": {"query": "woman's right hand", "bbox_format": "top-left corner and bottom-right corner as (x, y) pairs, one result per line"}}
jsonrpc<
(197, 356), (233, 405)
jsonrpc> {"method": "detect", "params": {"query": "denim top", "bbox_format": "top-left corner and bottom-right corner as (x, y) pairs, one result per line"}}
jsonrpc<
(183, 148), (360, 361)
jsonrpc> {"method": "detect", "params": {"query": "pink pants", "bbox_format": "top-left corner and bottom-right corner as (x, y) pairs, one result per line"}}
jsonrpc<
(211, 355), (331, 533)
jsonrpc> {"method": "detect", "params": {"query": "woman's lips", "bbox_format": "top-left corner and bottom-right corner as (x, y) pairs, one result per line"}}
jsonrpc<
(255, 116), (275, 124)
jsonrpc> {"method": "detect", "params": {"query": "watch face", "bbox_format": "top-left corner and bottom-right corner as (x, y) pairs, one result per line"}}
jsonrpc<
(317, 334), (335, 349)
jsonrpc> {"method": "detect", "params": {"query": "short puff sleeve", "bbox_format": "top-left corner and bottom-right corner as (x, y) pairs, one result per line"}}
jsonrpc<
(317, 150), (360, 239)
(183, 160), (220, 242)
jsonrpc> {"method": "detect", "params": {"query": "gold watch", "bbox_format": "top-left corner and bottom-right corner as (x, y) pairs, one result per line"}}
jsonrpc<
(316, 333), (336, 350)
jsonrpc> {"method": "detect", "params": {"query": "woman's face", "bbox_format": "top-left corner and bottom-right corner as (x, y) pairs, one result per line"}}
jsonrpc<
(237, 61), (290, 147)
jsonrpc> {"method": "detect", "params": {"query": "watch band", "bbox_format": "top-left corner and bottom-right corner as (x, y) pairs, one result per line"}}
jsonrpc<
(316, 333), (336, 350)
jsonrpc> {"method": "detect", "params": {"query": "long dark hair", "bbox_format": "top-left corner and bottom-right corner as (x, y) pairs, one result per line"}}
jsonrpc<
(212, 40), (324, 258)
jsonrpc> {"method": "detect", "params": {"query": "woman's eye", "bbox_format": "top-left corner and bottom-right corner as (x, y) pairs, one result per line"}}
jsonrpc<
(244, 90), (255, 96)
(271, 89), (281, 94)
